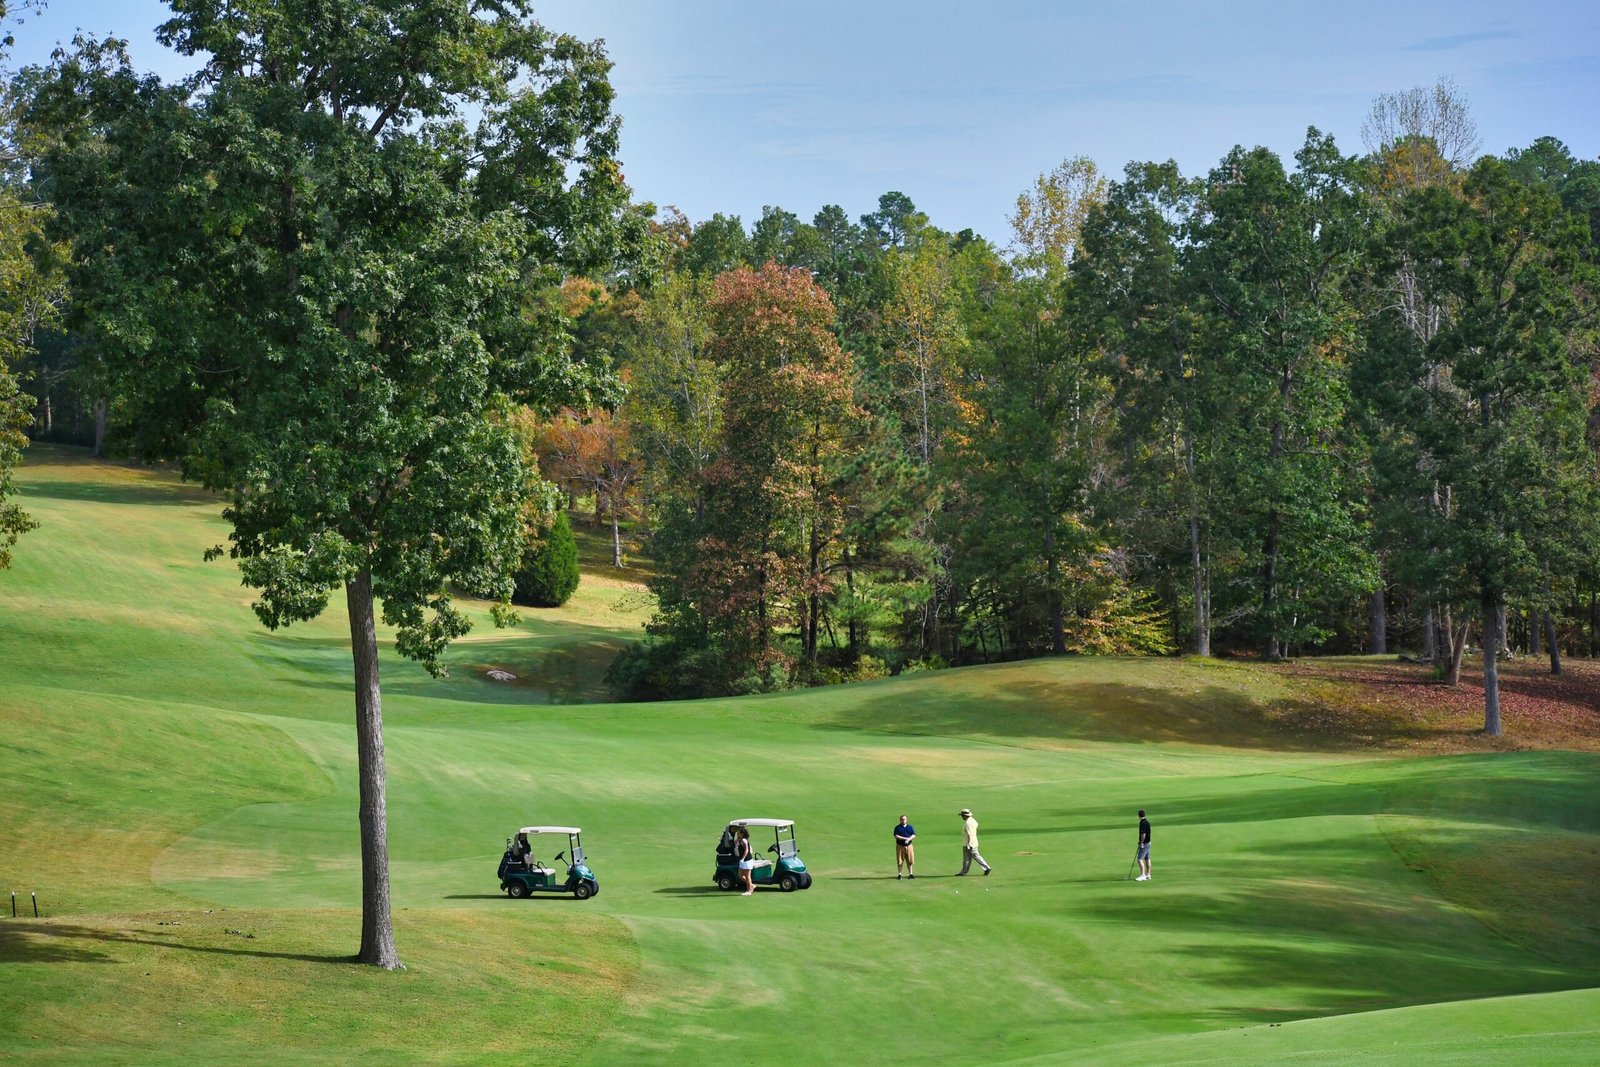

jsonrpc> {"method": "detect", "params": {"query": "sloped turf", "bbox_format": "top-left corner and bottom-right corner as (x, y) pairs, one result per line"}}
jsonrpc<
(1, 446), (1597, 1064)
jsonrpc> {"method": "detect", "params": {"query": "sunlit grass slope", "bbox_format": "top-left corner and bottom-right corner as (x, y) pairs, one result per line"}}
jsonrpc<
(1, 446), (1597, 1064)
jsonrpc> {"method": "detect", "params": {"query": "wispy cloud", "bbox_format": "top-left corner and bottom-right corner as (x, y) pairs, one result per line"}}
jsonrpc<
(1406, 30), (1520, 52)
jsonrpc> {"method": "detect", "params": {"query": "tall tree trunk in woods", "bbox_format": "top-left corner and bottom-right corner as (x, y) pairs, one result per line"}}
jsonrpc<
(1369, 586), (1387, 655)
(1044, 520), (1065, 654)
(1444, 607), (1467, 686)
(346, 570), (399, 970)
(1190, 516), (1210, 656)
(1544, 609), (1561, 675)
(1590, 591), (1597, 658)
(610, 512), (622, 568)
(1530, 608), (1541, 655)
(92, 398), (107, 457)
(1482, 594), (1503, 736)
(1422, 607), (1436, 661)
(843, 549), (859, 658)
(1262, 508), (1281, 660)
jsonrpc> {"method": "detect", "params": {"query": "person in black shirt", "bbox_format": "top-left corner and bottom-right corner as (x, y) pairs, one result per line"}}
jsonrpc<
(1135, 809), (1152, 881)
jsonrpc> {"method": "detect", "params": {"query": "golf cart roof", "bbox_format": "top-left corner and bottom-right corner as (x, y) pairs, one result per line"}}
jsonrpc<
(730, 818), (794, 829)
(518, 826), (581, 835)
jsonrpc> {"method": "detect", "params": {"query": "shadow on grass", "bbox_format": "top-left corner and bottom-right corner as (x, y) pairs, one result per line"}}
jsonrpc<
(19, 478), (217, 508)
(1077, 875), (1595, 1015)
(654, 886), (726, 896)
(0, 921), (348, 965)
(1066, 753), (1600, 834)
(259, 627), (629, 706)
(819, 676), (1470, 751)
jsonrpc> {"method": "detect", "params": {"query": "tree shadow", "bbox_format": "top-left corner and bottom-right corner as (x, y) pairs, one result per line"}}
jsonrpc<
(816, 677), (1464, 751)
(0, 921), (348, 965)
(1065, 753), (1600, 834)
(260, 627), (628, 706)
(1073, 875), (1594, 1019)
(654, 886), (727, 896)
(19, 479), (217, 508)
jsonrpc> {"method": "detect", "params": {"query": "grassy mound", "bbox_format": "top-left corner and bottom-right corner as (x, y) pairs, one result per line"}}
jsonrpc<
(1, 447), (1596, 1064)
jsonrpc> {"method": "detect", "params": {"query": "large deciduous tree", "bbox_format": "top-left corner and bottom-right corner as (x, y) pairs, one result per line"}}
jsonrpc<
(1364, 157), (1596, 734)
(1, 1), (63, 570)
(38, 0), (636, 967)
(1183, 134), (1375, 659)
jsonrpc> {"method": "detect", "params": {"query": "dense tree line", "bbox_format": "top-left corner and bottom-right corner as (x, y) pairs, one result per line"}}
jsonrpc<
(576, 99), (1598, 734)
(5, 38), (1599, 739)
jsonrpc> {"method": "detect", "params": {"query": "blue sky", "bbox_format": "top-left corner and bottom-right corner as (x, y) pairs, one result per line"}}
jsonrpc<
(9, 1), (1599, 240)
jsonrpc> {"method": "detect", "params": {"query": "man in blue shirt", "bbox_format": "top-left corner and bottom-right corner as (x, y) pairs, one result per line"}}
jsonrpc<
(893, 815), (917, 879)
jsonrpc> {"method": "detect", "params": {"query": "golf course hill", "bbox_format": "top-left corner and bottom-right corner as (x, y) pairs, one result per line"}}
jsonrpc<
(2, 445), (1597, 1064)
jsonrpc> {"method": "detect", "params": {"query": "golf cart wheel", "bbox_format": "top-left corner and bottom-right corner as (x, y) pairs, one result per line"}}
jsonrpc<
(715, 872), (738, 892)
(799, 872), (813, 889)
(779, 873), (798, 892)
(507, 882), (528, 899)
(573, 881), (594, 900)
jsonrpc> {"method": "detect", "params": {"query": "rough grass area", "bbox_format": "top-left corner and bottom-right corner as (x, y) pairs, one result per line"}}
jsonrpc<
(2, 446), (1597, 1065)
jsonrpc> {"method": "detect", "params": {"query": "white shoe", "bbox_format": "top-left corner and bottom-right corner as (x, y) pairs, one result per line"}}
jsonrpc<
(1135, 874), (1148, 881)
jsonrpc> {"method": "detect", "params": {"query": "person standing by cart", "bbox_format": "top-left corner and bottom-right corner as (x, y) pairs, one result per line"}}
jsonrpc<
(735, 827), (757, 895)
(957, 808), (991, 875)
(893, 814), (917, 879)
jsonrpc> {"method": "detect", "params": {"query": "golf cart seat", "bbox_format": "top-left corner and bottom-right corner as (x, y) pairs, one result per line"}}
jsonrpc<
(529, 866), (557, 876)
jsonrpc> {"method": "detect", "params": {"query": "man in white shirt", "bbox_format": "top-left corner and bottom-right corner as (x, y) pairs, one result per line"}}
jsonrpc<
(957, 808), (992, 875)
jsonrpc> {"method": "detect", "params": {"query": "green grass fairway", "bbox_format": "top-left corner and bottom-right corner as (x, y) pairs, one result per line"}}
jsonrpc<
(2, 446), (1598, 1064)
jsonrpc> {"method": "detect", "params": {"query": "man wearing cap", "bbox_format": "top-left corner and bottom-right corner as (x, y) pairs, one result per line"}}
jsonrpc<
(956, 808), (991, 875)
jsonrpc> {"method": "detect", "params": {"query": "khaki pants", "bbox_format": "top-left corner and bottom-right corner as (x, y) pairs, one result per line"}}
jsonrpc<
(897, 842), (915, 870)
(959, 845), (990, 874)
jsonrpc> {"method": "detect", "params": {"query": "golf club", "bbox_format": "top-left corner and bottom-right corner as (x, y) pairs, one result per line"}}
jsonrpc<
(1125, 853), (1138, 880)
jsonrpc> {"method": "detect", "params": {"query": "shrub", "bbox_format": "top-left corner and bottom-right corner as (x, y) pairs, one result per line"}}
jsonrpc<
(513, 511), (579, 607)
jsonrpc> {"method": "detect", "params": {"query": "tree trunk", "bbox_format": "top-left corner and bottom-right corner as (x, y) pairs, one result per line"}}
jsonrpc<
(610, 513), (622, 568)
(1590, 590), (1597, 659)
(1481, 593), (1502, 736)
(93, 398), (107, 457)
(1544, 608), (1561, 675)
(1369, 586), (1387, 655)
(843, 548), (859, 658)
(1262, 508), (1281, 660)
(1044, 520), (1065, 655)
(1422, 607), (1436, 661)
(1445, 607), (1467, 686)
(1529, 608), (1541, 655)
(1190, 516), (1210, 657)
(346, 570), (401, 969)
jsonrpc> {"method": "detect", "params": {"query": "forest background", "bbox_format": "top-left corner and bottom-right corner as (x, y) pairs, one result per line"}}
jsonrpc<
(4, 6), (1599, 737)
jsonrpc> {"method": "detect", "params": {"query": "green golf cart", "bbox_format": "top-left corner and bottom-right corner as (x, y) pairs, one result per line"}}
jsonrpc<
(713, 818), (813, 892)
(498, 825), (599, 900)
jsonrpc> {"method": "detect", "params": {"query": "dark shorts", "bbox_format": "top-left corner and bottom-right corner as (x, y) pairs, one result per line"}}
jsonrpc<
(1137, 843), (1150, 861)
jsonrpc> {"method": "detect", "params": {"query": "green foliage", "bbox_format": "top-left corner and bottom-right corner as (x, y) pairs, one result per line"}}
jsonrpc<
(37, 1), (638, 673)
(514, 510), (580, 608)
